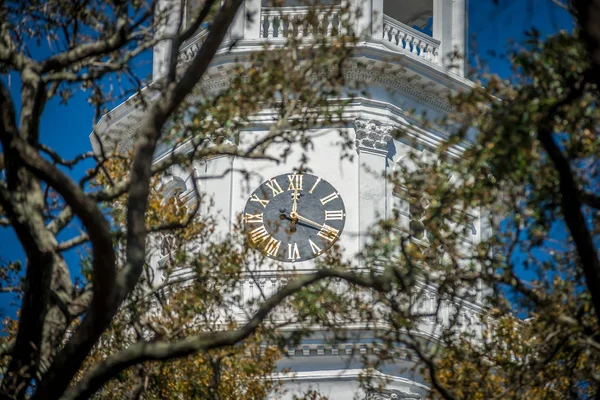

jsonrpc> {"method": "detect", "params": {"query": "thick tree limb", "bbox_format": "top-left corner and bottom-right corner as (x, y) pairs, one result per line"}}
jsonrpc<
(572, 0), (600, 88)
(30, 2), (244, 399)
(0, 80), (63, 399)
(61, 268), (390, 400)
(537, 87), (600, 324)
(578, 191), (600, 210)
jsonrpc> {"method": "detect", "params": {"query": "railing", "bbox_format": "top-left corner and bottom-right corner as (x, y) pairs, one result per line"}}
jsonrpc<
(260, 6), (342, 39)
(382, 15), (440, 65)
(177, 29), (208, 64)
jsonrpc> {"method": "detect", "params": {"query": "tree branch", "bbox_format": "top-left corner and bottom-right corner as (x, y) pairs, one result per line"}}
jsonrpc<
(62, 268), (390, 400)
(39, 6), (152, 74)
(536, 86), (600, 324)
(32, 2), (245, 399)
(572, 0), (600, 88)
(56, 234), (89, 252)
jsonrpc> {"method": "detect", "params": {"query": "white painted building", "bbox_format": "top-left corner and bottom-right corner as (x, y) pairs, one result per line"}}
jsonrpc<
(94, 0), (487, 398)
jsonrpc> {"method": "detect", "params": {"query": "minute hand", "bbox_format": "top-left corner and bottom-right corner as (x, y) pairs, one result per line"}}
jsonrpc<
(290, 212), (323, 230)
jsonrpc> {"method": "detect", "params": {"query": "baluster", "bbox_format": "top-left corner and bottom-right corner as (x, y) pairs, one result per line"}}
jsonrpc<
(267, 15), (275, 38)
(398, 31), (407, 49)
(260, 14), (265, 38)
(422, 43), (430, 61)
(382, 24), (389, 42)
(411, 37), (420, 54)
(274, 17), (281, 38)
(432, 47), (439, 64)
(388, 25), (396, 44)
(287, 16), (295, 38)
(400, 33), (408, 50)
(419, 42), (427, 58)
(327, 14), (334, 36)
(297, 15), (304, 39)
(318, 12), (325, 37)
(281, 16), (288, 38)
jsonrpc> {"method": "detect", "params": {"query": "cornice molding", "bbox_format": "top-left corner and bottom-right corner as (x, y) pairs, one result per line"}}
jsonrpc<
(95, 56), (457, 153)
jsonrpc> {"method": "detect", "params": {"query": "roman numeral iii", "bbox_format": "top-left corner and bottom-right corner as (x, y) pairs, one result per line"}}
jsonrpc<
(325, 210), (344, 220)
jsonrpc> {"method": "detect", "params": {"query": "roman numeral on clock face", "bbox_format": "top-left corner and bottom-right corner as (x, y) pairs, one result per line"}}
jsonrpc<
(250, 193), (269, 208)
(287, 243), (300, 260)
(309, 177), (322, 194)
(320, 192), (339, 205)
(317, 224), (339, 242)
(309, 239), (322, 255)
(249, 225), (270, 244)
(287, 174), (303, 191)
(266, 178), (284, 196)
(325, 210), (344, 220)
(244, 213), (263, 224)
(263, 236), (281, 257)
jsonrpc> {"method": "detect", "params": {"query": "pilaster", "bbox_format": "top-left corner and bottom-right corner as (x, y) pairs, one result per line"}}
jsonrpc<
(153, 0), (183, 79)
(451, 0), (467, 76)
(228, 0), (247, 40)
(353, 0), (372, 37)
(355, 118), (393, 251)
(244, 0), (262, 39)
(371, 0), (384, 37)
(433, 0), (467, 76)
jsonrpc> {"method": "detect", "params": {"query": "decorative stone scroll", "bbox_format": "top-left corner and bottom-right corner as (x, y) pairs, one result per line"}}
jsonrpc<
(354, 118), (394, 151)
(368, 389), (423, 399)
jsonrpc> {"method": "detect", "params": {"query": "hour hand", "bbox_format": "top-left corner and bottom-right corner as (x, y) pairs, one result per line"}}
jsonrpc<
(292, 189), (298, 214)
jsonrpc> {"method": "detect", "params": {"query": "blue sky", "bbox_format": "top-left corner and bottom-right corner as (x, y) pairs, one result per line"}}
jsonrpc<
(0, 0), (575, 317)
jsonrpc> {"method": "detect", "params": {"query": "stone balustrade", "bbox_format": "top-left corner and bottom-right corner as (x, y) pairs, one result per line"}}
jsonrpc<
(260, 6), (342, 39)
(382, 14), (440, 65)
(176, 8), (442, 69)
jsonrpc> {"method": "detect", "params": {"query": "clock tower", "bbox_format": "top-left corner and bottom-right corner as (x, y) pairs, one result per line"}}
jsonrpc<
(94, 0), (486, 398)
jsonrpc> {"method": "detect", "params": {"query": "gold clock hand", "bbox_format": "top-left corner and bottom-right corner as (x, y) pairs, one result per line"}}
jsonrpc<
(290, 211), (323, 230)
(292, 189), (298, 214)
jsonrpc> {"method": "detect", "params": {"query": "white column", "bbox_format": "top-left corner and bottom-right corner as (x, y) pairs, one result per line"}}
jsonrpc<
(371, 0), (384, 38)
(153, 0), (183, 80)
(451, 0), (467, 76)
(244, 0), (262, 39)
(433, 0), (467, 76)
(432, 0), (452, 70)
(354, 0), (372, 38)
(227, 0), (247, 40)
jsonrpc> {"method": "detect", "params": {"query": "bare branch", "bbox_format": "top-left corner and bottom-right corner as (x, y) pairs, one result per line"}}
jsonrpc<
(56, 234), (89, 252)
(39, 7), (153, 74)
(39, 145), (96, 169)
